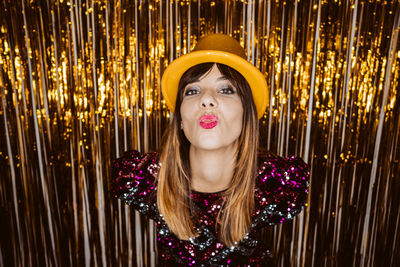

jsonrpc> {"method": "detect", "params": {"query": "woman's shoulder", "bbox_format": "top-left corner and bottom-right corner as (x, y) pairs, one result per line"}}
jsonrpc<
(257, 151), (309, 177)
(255, 151), (310, 201)
(112, 149), (160, 177)
(111, 150), (161, 216)
(253, 151), (310, 225)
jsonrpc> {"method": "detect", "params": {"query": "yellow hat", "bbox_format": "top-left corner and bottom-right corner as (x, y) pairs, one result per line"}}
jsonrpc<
(161, 33), (268, 119)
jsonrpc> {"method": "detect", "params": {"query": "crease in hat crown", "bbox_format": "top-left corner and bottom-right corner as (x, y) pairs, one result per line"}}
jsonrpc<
(161, 33), (269, 119)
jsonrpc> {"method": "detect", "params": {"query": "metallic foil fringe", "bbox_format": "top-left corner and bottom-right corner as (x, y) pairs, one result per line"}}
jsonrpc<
(0, 0), (399, 266)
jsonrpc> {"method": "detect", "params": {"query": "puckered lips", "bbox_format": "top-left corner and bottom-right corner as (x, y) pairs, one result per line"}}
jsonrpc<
(199, 114), (218, 129)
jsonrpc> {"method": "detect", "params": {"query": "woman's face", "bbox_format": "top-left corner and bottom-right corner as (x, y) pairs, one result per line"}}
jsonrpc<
(180, 64), (244, 152)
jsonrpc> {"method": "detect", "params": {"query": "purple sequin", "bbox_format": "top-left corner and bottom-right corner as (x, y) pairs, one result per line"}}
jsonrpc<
(111, 151), (310, 265)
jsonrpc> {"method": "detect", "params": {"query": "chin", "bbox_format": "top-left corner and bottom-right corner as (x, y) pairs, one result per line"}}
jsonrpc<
(193, 139), (237, 152)
(194, 140), (221, 150)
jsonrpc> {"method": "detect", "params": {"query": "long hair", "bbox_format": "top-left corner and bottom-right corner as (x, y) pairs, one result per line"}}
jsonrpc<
(157, 63), (259, 246)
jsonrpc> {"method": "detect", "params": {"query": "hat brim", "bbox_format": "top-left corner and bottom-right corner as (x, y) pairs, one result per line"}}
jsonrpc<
(161, 50), (269, 119)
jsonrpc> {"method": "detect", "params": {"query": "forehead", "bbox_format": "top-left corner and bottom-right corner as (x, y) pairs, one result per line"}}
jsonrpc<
(195, 64), (229, 83)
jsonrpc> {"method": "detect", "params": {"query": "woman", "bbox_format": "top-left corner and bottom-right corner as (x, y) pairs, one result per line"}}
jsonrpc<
(111, 34), (309, 265)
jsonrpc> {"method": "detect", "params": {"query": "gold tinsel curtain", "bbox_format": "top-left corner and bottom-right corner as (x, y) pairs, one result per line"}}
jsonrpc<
(0, 0), (399, 266)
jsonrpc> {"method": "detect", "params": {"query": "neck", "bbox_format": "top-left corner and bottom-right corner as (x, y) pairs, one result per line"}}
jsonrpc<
(189, 145), (237, 193)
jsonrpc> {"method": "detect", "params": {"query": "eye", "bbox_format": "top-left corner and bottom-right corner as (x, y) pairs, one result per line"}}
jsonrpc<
(219, 86), (235, 95)
(184, 86), (200, 96)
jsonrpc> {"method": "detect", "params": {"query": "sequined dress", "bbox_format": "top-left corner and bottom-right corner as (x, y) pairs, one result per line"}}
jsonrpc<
(111, 150), (309, 266)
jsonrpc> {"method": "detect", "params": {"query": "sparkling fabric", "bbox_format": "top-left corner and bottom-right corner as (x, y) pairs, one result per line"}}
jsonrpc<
(111, 150), (309, 266)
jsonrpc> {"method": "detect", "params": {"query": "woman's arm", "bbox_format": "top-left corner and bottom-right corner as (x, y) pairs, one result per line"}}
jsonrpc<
(111, 150), (160, 218)
(254, 155), (310, 225)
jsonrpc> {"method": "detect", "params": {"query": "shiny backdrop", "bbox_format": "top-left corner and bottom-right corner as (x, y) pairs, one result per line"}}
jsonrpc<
(0, 0), (399, 266)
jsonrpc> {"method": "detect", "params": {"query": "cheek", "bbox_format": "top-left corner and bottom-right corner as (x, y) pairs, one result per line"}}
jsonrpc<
(180, 100), (192, 122)
(233, 110), (244, 135)
(220, 102), (243, 142)
(228, 102), (244, 128)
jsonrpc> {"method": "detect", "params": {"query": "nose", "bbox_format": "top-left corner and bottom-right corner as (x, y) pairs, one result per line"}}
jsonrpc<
(200, 92), (217, 108)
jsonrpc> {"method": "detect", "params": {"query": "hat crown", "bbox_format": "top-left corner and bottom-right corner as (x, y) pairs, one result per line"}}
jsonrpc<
(193, 34), (247, 59)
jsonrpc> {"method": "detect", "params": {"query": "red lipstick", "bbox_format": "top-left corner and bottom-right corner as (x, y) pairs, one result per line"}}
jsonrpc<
(199, 114), (218, 129)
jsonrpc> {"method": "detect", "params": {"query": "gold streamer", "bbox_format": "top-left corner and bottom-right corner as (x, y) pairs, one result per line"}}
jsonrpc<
(0, 0), (399, 266)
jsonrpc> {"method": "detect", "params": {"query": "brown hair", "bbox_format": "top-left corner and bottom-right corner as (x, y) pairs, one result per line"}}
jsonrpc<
(157, 63), (259, 246)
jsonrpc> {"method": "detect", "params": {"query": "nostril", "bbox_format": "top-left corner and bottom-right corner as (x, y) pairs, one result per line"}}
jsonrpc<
(210, 103), (214, 107)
